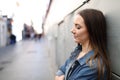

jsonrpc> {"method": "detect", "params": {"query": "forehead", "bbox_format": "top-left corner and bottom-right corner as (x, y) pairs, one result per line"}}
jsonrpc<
(73, 14), (84, 24)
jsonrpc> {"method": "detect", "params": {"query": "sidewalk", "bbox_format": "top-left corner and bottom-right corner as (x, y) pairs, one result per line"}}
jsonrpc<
(0, 37), (56, 80)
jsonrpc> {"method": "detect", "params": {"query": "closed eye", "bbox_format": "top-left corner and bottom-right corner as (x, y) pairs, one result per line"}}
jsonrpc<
(75, 24), (81, 29)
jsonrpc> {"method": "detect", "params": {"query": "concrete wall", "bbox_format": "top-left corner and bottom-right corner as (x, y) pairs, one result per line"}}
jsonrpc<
(45, 0), (120, 79)
(56, 13), (76, 67)
(0, 16), (7, 47)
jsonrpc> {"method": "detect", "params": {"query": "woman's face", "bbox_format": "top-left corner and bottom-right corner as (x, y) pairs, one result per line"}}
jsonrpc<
(71, 14), (89, 44)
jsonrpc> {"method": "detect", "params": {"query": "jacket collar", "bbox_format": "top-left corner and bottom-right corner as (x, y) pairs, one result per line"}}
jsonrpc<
(77, 50), (94, 65)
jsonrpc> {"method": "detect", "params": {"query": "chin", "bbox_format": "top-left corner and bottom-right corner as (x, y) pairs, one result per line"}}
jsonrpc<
(74, 39), (80, 44)
(74, 39), (81, 44)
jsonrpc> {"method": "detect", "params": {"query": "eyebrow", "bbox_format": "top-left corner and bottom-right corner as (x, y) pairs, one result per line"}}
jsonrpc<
(74, 23), (79, 25)
(74, 23), (81, 27)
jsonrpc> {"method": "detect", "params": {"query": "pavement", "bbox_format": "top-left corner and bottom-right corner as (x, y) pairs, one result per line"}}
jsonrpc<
(0, 37), (55, 80)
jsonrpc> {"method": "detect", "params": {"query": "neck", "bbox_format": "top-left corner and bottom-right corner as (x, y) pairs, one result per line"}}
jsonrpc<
(81, 40), (92, 53)
(76, 40), (93, 60)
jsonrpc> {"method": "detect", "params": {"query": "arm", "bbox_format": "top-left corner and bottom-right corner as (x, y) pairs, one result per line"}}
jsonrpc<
(55, 58), (72, 80)
(56, 58), (71, 76)
(55, 46), (79, 80)
(55, 62), (67, 80)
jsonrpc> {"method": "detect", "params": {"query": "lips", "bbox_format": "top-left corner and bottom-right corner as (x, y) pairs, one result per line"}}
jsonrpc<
(73, 35), (77, 39)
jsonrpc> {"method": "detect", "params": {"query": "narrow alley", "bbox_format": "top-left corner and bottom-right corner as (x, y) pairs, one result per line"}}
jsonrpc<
(0, 37), (55, 80)
(0, 0), (120, 80)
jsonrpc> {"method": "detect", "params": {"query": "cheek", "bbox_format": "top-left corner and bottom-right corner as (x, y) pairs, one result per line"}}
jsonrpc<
(77, 30), (89, 41)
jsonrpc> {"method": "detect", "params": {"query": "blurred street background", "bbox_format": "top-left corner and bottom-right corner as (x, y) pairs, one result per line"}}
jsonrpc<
(0, 0), (120, 80)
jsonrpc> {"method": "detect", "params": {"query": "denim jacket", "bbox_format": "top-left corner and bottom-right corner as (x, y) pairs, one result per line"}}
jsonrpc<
(56, 45), (107, 80)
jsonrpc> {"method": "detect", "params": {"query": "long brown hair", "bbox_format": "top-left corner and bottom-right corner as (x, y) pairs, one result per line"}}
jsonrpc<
(78, 9), (111, 80)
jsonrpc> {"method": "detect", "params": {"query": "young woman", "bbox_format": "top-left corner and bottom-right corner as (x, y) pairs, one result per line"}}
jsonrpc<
(55, 9), (111, 80)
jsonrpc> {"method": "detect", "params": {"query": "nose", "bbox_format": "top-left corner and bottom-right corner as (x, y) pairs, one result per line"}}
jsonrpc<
(71, 27), (75, 34)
